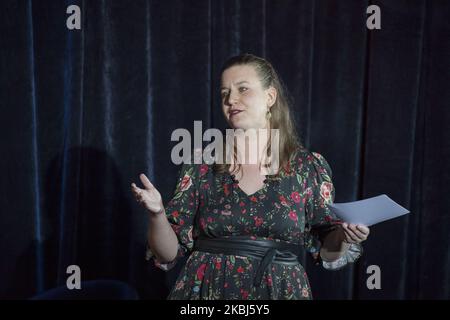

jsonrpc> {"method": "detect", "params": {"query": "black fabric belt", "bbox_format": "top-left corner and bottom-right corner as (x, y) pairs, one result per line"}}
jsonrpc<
(193, 236), (300, 287)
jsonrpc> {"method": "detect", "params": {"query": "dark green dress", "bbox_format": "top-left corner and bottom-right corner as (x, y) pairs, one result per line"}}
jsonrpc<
(146, 147), (362, 299)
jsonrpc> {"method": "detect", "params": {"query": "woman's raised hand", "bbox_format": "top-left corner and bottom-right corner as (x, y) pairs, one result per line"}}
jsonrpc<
(131, 173), (164, 215)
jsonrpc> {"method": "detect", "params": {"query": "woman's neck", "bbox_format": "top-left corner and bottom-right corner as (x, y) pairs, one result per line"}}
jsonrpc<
(228, 127), (271, 167)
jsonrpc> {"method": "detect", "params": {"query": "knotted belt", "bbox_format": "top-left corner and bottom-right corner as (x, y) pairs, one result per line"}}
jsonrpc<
(193, 236), (300, 287)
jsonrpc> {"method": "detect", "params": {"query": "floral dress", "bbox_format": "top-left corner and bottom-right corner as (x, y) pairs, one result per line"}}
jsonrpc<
(146, 147), (362, 300)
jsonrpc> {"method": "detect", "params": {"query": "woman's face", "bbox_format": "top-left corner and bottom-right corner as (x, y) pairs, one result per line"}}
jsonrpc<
(221, 64), (276, 130)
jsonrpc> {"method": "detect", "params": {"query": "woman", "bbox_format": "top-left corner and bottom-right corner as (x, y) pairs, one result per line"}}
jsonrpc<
(131, 53), (369, 300)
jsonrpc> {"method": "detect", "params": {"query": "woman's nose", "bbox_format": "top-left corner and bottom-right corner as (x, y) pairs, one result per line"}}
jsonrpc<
(227, 91), (239, 105)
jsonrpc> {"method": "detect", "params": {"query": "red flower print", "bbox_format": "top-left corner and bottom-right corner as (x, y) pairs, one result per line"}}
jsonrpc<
(289, 210), (298, 222)
(306, 188), (313, 198)
(290, 191), (301, 203)
(196, 264), (207, 281)
(240, 289), (249, 299)
(254, 217), (264, 227)
(267, 276), (273, 286)
(237, 266), (244, 273)
(172, 211), (179, 218)
(223, 184), (230, 196)
(239, 201), (245, 207)
(250, 196), (257, 202)
(200, 164), (208, 176)
(199, 218), (206, 229)
(320, 182), (333, 203)
(207, 217), (213, 223)
(279, 195), (288, 206)
(215, 262), (221, 269)
(179, 219), (185, 226)
(180, 175), (192, 191)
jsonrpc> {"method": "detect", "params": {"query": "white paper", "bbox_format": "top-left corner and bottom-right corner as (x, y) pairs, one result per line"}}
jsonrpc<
(327, 194), (410, 226)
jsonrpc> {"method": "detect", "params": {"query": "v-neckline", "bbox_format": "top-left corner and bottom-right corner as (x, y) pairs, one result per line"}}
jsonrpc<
(227, 163), (287, 197)
(228, 171), (269, 197)
(236, 180), (268, 197)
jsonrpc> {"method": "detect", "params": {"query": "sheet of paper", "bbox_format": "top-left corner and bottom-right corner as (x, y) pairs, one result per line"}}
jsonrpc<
(328, 194), (410, 226)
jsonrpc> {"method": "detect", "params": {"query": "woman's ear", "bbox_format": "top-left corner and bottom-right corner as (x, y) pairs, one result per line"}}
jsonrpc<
(267, 86), (277, 108)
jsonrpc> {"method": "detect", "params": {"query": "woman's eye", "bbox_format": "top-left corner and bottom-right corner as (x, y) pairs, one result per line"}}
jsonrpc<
(239, 87), (248, 93)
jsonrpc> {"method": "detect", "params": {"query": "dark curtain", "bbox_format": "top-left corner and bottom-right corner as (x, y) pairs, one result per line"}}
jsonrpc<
(1, 0), (449, 300)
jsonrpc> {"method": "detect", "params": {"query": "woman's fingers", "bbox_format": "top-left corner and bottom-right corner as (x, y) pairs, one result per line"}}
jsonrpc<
(131, 183), (139, 191)
(139, 174), (154, 190)
(356, 225), (370, 236)
(348, 225), (367, 239)
(342, 223), (369, 243)
(131, 183), (141, 193)
(131, 183), (144, 201)
(131, 176), (163, 214)
(343, 227), (359, 243)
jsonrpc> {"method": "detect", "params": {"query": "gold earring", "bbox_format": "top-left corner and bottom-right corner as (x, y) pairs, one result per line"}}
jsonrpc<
(266, 110), (271, 120)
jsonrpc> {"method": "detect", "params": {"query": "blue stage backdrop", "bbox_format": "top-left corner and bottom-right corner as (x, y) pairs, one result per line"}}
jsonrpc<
(0, 0), (449, 299)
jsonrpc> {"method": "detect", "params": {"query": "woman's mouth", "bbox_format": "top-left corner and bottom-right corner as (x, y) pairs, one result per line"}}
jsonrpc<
(229, 110), (243, 118)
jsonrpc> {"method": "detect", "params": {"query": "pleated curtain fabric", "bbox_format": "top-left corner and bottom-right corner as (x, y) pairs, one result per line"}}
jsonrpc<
(0, 0), (449, 299)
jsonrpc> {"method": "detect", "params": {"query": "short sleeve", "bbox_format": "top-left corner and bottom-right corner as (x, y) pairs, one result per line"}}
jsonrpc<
(302, 151), (362, 270)
(145, 161), (201, 271)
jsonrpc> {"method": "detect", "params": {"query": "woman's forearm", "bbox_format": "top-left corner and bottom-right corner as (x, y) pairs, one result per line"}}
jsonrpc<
(147, 208), (179, 263)
(319, 228), (351, 262)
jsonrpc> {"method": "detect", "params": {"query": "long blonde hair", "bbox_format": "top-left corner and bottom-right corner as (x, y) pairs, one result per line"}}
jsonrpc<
(214, 53), (304, 177)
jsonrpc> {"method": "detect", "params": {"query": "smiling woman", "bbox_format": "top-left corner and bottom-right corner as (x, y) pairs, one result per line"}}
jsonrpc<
(132, 53), (369, 300)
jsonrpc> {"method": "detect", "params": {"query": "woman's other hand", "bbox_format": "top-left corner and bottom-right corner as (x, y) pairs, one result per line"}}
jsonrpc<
(341, 223), (370, 244)
(131, 174), (164, 215)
